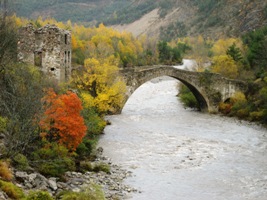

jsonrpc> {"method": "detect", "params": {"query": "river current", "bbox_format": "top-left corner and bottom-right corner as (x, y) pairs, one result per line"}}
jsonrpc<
(98, 68), (267, 200)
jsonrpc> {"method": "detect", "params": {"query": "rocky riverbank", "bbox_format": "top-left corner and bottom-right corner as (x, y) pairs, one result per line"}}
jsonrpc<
(0, 148), (138, 200)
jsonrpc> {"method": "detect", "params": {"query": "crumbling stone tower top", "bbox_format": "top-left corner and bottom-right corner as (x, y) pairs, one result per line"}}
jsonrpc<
(18, 23), (72, 82)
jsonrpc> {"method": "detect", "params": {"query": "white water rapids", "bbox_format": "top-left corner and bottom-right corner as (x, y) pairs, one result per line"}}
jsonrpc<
(98, 61), (267, 200)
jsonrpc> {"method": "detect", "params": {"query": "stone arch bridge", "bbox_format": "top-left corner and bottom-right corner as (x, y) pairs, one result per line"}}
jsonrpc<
(119, 66), (247, 113)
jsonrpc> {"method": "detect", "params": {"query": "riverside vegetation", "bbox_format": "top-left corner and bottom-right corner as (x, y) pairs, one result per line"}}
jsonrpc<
(177, 29), (267, 125)
(0, 13), (186, 199)
(1, 6), (267, 200)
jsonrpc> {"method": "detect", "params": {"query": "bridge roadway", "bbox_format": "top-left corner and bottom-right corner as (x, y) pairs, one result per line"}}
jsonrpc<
(119, 65), (247, 113)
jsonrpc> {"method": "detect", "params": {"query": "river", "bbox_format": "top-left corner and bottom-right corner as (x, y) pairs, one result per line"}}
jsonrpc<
(98, 66), (267, 200)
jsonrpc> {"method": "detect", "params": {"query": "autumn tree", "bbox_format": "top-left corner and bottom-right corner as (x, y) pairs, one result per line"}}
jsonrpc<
(69, 23), (159, 68)
(73, 56), (126, 114)
(211, 55), (239, 79)
(211, 38), (244, 56)
(12, 16), (160, 68)
(40, 89), (87, 150)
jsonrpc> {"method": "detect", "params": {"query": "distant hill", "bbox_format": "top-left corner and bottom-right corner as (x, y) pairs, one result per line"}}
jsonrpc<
(7, 0), (267, 40)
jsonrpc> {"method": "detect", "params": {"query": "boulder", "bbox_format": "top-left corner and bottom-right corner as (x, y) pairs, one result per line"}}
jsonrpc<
(48, 178), (58, 191)
(34, 173), (49, 189)
(15, 171), (28, 183)
(28, 173), (37, 183)
(0, 191), (8, 200)
(57, 182), (68, 189)
(11, 154), (138, 200)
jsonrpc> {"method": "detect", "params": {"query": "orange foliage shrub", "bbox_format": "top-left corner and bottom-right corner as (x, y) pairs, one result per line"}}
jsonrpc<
(218, 102), (232, 114)
(40, 89), (87, 150)
(0, 161), (13, 181)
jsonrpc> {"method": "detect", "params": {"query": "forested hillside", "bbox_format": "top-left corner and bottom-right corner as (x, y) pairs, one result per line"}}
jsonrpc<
(6, 0), (267, 40)
(10, 0), (124, 24)
(1, 0), (267, 198)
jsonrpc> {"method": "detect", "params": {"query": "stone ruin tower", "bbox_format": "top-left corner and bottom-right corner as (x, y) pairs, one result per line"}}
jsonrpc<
(18, 24), (71, 82)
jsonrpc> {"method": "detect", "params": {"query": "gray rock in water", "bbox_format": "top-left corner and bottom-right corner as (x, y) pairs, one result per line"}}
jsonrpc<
(97, 147), (103, 155)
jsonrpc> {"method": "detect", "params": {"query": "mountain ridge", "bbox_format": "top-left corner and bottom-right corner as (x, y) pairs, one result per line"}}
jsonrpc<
(8, 0), (267, 40)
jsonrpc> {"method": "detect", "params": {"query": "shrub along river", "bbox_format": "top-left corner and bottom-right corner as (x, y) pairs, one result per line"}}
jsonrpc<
(98, 75), (267, 200)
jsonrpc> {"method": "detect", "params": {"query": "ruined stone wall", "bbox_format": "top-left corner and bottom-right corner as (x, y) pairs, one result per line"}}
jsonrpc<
(18, 24), (71, 82)
(17, 24), (36, 64)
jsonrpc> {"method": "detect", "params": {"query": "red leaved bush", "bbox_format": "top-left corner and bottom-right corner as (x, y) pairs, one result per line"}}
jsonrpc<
(40, 88), (87, 150)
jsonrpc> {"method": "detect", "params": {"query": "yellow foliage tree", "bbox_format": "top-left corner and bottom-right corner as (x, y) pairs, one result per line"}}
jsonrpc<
(71, 35), (78, 50)
(73, 56), (126, 114)
(212, 38), (244, 56)
(230, 92), (247, 104)
(211, 55), (239, 79)
(14, 16), (158, 67)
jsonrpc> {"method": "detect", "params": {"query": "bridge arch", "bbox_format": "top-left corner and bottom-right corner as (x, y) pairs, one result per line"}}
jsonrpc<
(125, 75), (209, 112)
(120, 66), (247, 113)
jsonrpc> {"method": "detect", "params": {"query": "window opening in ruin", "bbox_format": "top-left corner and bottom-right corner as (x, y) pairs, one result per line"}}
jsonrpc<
(68, 51), (70, 64)
(34, 51), (42, 67)
(65, 66), (68, 81)
(50, 68), (55, 71)
(65, 51), (67, 64)
(65, 34), (68, 44)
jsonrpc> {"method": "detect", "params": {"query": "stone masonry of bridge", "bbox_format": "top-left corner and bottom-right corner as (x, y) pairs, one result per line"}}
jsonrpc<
(120, 66), (247, 113)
